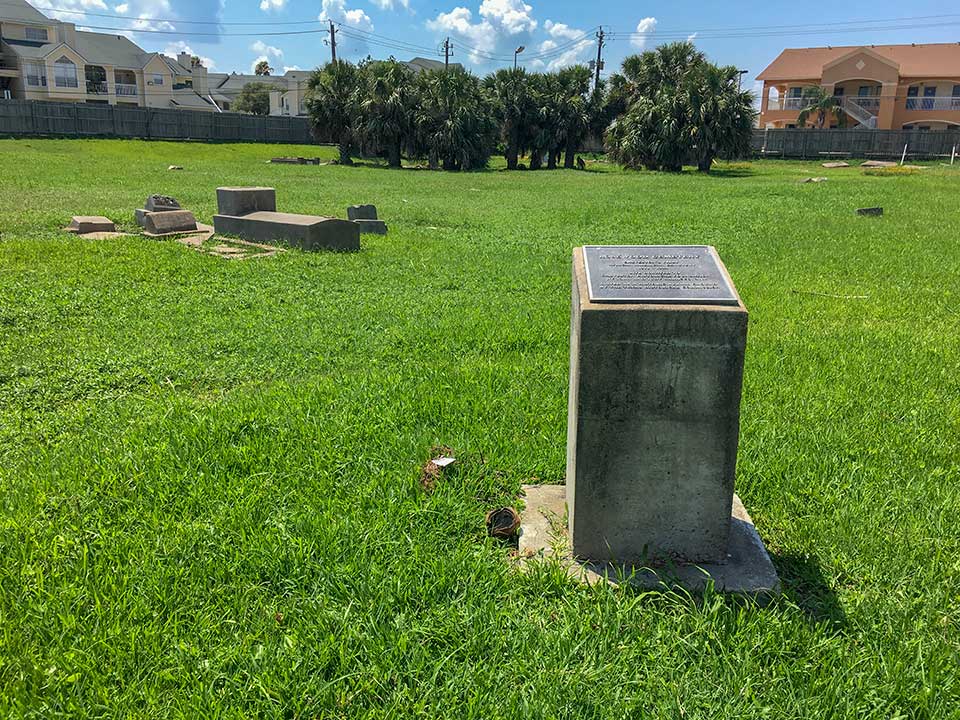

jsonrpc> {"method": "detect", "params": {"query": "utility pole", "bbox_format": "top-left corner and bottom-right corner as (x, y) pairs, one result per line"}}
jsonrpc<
(593, 27), (605, 91)
(442, 37), (453, 70)
(328, 20), (338, 63)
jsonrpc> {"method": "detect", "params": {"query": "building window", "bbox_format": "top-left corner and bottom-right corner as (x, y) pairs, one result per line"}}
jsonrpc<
(54, 57), (78, 88)
(834, 86), (844, 97)
(151, 74), (164, 85)
(25, 26), (48, 41)
(917, 125), (931, 132)
(903, 124), (914, 130)
(24, 61), (46, 87)
(922, 86), (936, 111)
(906, 86), (919, 110)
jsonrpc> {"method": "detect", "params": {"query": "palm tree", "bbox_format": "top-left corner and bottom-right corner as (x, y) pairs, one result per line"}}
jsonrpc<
(797, 86), (840, 129)
(485, 68), (535, 170)
(415, 68), (496, 171)
(526, 73), (563, 170)
(687, 64), (756, 172)
(606, 42), (706, 171)
(360, 59), (417, 168)
(305, 61), (361, 165)
(556, 65), (592, 169)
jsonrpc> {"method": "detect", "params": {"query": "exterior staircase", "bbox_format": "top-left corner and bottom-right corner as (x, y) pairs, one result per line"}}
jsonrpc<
(842, 96), (879, 129)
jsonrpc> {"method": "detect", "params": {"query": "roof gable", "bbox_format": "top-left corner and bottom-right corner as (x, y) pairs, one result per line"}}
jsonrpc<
(757, 43), (960, 82)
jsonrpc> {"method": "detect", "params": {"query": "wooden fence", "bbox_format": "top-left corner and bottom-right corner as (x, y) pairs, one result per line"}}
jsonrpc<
(751, 128), (959, 160)
(0, 99), (315, 144)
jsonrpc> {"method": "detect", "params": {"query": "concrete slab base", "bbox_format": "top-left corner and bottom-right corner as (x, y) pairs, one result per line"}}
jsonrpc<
(354, 219), (387, 235)
(66, 216), (115, 234)
(144, 222), (214, 239)
(213, 212), (360, 252)
(518, 484), (780, 598)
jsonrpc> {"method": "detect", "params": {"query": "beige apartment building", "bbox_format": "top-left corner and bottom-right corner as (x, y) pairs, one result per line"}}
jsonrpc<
(0, 0), (471, 117)
(757, 43), (960, 131)
(0, 0), (307, 114)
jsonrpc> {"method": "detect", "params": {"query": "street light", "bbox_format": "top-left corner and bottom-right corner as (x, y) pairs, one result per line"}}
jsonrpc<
(737, 69), (749, 92)
(514, 45), (525, 70)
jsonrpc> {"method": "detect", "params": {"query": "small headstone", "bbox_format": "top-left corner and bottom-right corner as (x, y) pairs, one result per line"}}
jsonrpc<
(822, 162), (850, 168)
(145, 195), (181, 212)
(67, 216), (115, 234)
(347, 204), (378, 221)
(217, 187), (277, 217)
(143, 209), (199, 235)
(857, 207), (883, 216)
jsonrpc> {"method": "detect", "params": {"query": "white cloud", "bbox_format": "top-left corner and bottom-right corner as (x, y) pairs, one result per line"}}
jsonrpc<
(163, 41), (216, 71)
(631, 16), (657, 49)
(426, 1), (539, 65)
(251, 40), (283, 59)
(370, 0), (409, 10)
(538, 19), (592, 70)
(113, 3), (128, 12)
(320, 0), (373, 30)
(46, 0), (107, 22)
(478, 0), (536, 34)
(687, 32), (697, 43)
(543, 19), (580, 41)
(259, 0), (285, 11)
(426, 7), (494, 62)
(283, 65), (302, 72)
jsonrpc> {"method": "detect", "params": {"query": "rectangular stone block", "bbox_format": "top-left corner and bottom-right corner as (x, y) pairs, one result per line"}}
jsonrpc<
(354, 219), (387, 235)
(566, 246), (747, 566)
(67, 216), (115, 233)
(347, 204), (378, 220)
(213, 211), (359, 252)
(216, 187), (276, 217)
(143, 209), (198, 235)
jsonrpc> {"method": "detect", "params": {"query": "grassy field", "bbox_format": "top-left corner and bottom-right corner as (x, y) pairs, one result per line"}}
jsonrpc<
(1, 138), (959, 718)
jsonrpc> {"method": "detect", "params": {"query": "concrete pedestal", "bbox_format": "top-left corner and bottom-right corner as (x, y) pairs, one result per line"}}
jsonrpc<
(567, 246), (750, 567)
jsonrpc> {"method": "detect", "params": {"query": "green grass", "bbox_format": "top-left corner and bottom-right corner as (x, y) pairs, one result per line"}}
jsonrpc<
(1, 138), (959, 718)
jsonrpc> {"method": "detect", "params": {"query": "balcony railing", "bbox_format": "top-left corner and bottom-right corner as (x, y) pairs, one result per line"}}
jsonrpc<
(906, 97), (960, 111)
(772, 95), (881, 112)
(115, 83), (137, 96)
(0, 55), (17, 70)
(86, 80), (108, 94)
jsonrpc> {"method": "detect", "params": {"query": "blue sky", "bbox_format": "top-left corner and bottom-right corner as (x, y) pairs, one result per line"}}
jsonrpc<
(45, 0), (960, 90)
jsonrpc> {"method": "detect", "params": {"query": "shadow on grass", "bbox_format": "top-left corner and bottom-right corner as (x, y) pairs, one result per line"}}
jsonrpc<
(701, 165), (756, 179)
(772, 552), (847, 627)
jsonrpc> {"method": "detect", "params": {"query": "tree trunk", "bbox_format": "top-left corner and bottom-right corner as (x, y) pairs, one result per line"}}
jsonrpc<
(506, 144), (518, 170)
(388, 141), (401, 168)
(697, 153), (714, 173)
(529, 151), (542, 170)
(442, 156), (458, 171)
(338, 143), (352, 165)
(547, 148), (557, 170)
(564, 139), (576, 169)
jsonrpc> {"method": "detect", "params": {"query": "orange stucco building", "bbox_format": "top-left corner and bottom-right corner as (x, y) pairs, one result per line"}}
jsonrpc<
(757, 43), (960, 131)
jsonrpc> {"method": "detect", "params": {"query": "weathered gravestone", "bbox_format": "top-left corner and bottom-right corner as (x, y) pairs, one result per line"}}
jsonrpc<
(142, 209), (199, 235)
(136, 195), (182, 227)
(347, 204), (387, 235)
(214, 187), (359, 252)
(521, 245), (778, 595)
